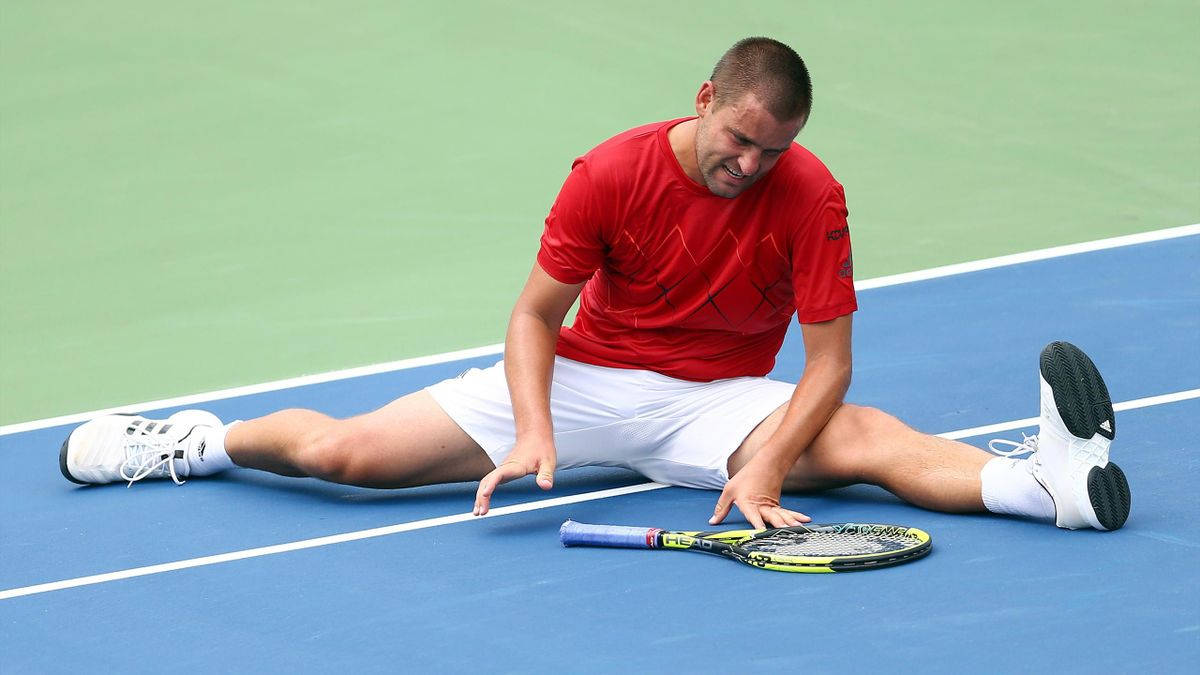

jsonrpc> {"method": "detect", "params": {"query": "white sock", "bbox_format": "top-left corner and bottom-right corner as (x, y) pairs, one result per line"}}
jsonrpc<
(186, 421), (240, 476)
(980, 457), (1055, 521)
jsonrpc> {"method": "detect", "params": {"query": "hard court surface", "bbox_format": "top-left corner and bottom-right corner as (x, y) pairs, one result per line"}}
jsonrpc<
(2, 233), (1198, 672)
(2, 3), (1198, 672)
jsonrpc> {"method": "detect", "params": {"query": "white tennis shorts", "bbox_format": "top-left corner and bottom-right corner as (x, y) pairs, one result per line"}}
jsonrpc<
(426, 356), (794, 489)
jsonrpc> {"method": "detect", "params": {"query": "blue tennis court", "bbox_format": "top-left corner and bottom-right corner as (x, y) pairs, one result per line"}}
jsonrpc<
(2, 231), (1198, 672)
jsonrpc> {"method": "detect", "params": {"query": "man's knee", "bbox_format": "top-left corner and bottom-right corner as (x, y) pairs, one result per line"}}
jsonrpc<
(294, 420), (377, 484)
(818, 403), (911, 479)
(826, 403), (902, 442)
(814, 404), (897, 460)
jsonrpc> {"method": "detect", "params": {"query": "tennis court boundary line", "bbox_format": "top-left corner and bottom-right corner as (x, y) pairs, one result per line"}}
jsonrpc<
(2, 222), (1197, 437)
(2, 386), (1196, 601)
(851, 223), (1198, 290)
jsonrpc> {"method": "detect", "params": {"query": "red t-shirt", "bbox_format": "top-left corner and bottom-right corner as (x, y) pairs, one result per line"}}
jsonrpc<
(537, 117), (856, 381)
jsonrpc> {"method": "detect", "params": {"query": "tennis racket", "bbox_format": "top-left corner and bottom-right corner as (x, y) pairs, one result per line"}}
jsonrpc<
(560, 519), (931, 572)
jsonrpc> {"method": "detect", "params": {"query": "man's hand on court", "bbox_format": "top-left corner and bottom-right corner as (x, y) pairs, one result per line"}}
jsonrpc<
(473, 438), (557, 516)
(710, 459), (810, 530)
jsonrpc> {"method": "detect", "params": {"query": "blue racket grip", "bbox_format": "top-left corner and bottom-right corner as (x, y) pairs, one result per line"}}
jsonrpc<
(560, 520), (661, 548)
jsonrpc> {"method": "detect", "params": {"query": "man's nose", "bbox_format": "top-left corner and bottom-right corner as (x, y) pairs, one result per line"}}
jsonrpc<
(737, 149), (761, 177)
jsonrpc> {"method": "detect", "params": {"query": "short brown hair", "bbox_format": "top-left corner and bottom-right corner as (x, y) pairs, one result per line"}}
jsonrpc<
(710, 37), (812, 121)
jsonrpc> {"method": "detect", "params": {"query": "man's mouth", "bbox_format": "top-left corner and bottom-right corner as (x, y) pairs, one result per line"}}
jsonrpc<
(723, 165), (747, 180)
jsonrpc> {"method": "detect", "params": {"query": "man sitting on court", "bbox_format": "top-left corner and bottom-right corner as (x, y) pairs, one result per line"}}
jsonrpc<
(59, 37), (1130, 532)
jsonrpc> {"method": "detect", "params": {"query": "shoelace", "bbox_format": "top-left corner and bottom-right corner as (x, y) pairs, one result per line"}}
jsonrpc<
(119, 434), (189, 487)
(988, 432), (1039, 458)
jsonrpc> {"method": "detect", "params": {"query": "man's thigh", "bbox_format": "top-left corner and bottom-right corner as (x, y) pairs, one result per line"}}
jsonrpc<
(636, 376), (795, 489)
(428, 357), (800, 489)
(727, 403), (862, 493)
(340, 390), (496, 486)
(426, 358), (631, 471)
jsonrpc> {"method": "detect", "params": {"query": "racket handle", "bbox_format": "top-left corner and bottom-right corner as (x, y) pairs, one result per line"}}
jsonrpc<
(559, 520), (661, 549)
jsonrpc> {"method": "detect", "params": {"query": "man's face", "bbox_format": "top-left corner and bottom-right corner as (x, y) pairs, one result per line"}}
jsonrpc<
(692, 83), (805, 198)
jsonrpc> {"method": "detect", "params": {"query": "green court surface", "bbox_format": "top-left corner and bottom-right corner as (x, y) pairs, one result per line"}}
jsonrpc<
(2, 1), (1197, 424)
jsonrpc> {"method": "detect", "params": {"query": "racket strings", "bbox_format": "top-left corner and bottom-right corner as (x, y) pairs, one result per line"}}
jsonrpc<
(745, 530), (916, 556)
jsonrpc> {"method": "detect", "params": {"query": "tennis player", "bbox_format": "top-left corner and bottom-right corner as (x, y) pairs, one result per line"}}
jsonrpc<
(59, 38), (1130, 532)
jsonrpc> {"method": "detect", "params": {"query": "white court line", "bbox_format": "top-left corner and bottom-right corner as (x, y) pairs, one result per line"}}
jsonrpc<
(939, 388), (1200, 440)
(853, 223), (1199, 290)
(2, 222), (1196, 437)
(2, 387), (1196, 601)
(0, 483), (668, 601)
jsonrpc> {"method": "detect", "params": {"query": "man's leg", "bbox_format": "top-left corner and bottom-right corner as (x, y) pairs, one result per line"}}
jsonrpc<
(226, 390), (495, 487)
(60, 390), (496, 488)
(728, 343), (1130, 530)
(728, 403), (998, 512)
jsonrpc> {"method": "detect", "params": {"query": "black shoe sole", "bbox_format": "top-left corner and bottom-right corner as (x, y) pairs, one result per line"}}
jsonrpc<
(1088, 463), (1131, 530)
(1039, 341), (1116, 441)
(1040, 341), (1129, 530)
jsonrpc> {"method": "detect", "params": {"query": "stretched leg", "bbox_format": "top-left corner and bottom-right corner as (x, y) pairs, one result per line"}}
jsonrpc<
(227, 390), (495, 488)
(60, 390), (495, 488)
(728, 403), (991, 512)
(728, 342), (1129, 530)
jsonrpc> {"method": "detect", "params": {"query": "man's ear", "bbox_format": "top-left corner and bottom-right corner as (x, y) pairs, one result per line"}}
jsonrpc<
(695, 80), (716, 117)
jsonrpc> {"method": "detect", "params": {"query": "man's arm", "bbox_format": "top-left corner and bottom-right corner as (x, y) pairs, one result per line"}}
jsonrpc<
(709, 313), (853, 528)
(472, 263), (585, 516)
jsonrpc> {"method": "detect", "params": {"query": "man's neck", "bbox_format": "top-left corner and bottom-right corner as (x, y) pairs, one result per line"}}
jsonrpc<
(667, 118), (704, 185)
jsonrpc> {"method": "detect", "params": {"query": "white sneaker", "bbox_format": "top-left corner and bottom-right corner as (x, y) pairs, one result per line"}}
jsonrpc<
(991, 342), (1130, 530)
(60, 410), (222, 486)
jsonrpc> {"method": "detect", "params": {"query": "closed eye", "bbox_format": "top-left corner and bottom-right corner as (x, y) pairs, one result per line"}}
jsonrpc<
(729, 129), (788, 155)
